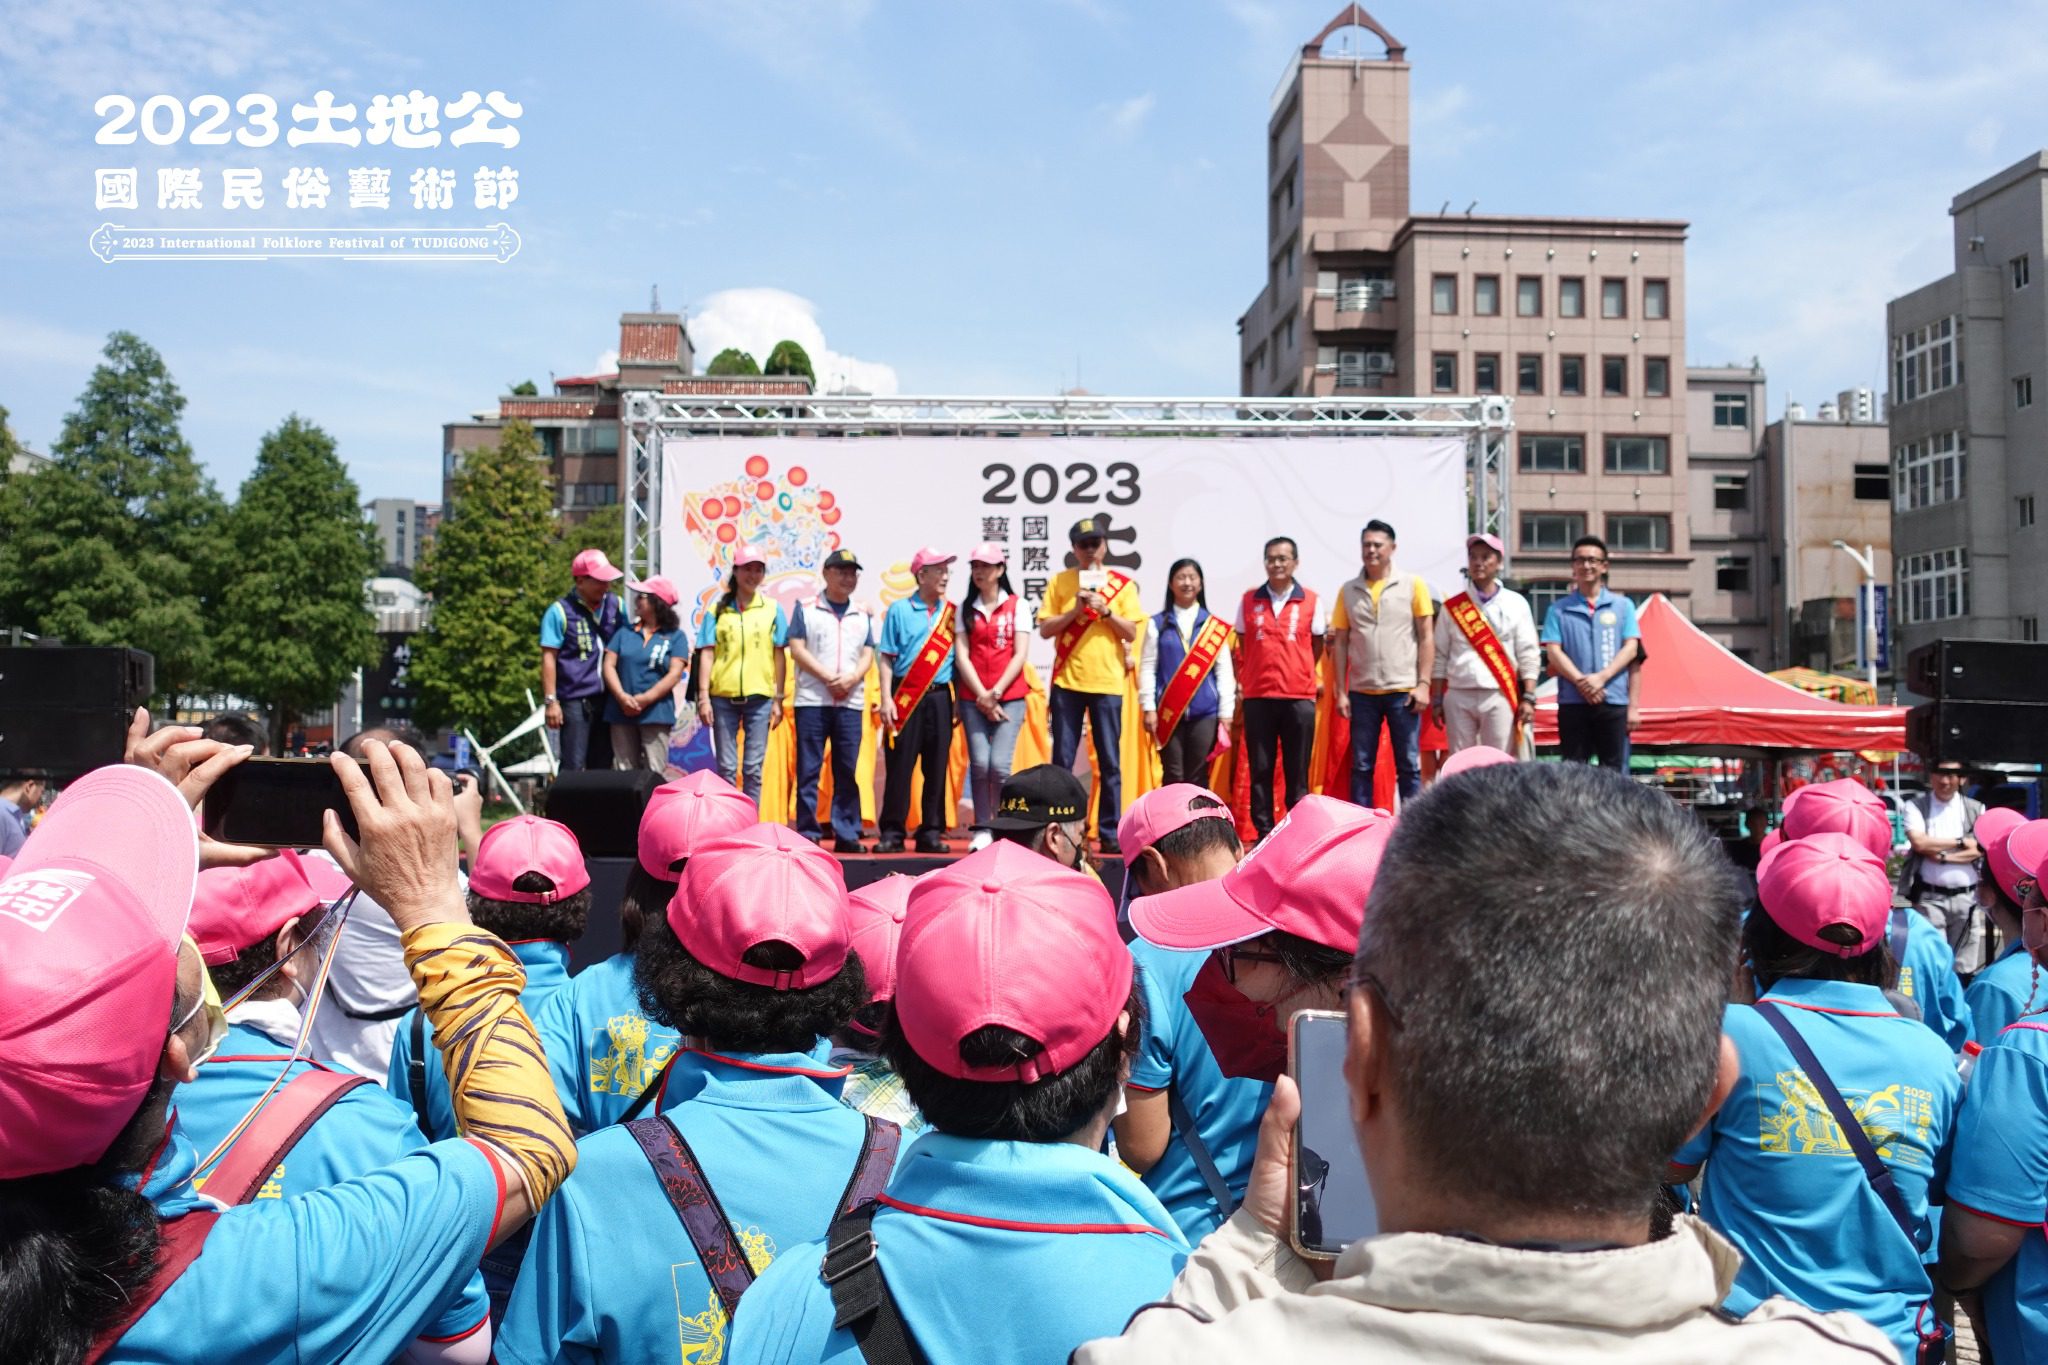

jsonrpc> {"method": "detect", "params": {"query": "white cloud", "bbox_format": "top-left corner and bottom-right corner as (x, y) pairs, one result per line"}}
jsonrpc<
(1100, 92), (1157, 139)
(687, 287), (899, 394)
(1410, 84), (1487, 161)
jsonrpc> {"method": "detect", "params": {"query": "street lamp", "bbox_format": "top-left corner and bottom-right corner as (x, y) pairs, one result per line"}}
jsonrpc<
(1831, 539), (1878, 694)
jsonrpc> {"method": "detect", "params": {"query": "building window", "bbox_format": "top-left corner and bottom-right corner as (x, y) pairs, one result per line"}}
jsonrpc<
(1516, 353), (1543, 395)
(2018, 375), (2035, 409)
(1713, 473), (1749, 510)
(1644, 356), (1669, 397)
(1604, 435), (1669, 475)
(2019, 494), (2036, 528)
(1894, 432), (1967, 511)
(1712, 392), (1749, 428)
(1474, 275), (1501, 316)
(2023, 616), (2042, 643)
(1898, 546), (1970, 624)
(1520, 512), (1586, 551)
(1600, 278), (1627, 319)
(1559, 355), (1585, 395)
(1607, 513), (1671, 553)
(1853, 463), (1890, 501)
(1526, 580), (1572, 622)
(1519, 434), (1584, 473)
(2014, 254), (2033, 291)
(563, 482), (619, 508)
(1475, 353), (1500, 393)
(1559, 277), (1585, 318)
(1716, 555), (1751, 592)
(1431, 274), (1457, 314)
(1333, 347), (1395, 388)
(1891, 316), (1960, 403)
(1644, 279), (1669, 320)
(1601, 355), (1627, 397)
(1432, 352), (1457, 393)
(1516, 276), (1543, 317)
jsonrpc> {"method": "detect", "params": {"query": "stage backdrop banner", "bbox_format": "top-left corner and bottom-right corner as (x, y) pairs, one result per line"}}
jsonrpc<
(657, 435), (1468, 667)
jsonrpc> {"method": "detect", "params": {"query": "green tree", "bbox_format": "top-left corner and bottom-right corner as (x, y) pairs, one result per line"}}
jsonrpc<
(0, 333), (225, 700)
(214, 416), (381, 750)
(557, 502), (624, 580)
(706, 347), (760, 376)
(0, 403), (23, 474)
(409, 421), (560, 737)
(510, 379), (539, 395)
(763, 340), (815, 381)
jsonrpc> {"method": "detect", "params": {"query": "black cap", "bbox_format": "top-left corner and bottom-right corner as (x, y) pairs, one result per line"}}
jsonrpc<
(822, 549), (862, 571)
(1069, 516), (1106, 544)
(987, 764), (1089, 830)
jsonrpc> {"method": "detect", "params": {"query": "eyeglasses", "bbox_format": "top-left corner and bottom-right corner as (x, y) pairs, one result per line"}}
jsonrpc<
(1216, 942), (1285, 984)
(1349, 968), (1406, 1030)
(1571, 554), (1608, 565)
(172, 937), (229, 1066)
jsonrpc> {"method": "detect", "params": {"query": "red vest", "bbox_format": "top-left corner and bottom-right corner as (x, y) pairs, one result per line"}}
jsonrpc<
(965, 595), (1029, 702)
(1237, 585), (1319, 699)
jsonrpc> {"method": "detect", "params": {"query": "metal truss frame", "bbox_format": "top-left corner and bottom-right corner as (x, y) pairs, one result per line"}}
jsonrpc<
(622, 391), (1513, 579)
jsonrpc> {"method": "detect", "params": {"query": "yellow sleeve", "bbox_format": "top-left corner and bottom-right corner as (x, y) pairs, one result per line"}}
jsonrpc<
(1043, 572), (1076, 617)
(1114, 577), (1146, 621)
(1329, 591), (1350, 630)
(1411, 577), (1435, 616)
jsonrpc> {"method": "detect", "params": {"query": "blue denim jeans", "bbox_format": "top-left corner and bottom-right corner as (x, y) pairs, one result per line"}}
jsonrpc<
(1348, 690), (1421, 805)
(961, 697), (1026, 826)
(712, 694), (773, 804)
(553, 694), (606, 772)
(794, 704), (865, 842)
(1049, 686), (1124, 837)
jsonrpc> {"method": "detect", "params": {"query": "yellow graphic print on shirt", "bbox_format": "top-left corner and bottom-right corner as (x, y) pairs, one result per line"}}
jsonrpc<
(1758, 1071), (1936, 1170)
(676, 1285), (727, 1365)
(194, 1160), (287, 1200)
(591, 1012), (677, 1098)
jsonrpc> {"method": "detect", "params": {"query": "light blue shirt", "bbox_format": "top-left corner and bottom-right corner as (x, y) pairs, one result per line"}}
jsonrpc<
(529, 950), (682, 1135)
(1539, 587), (1640, 705)
(1891, 906), (1972, 1051)
(1674, 978), (1960, 1359)
(495, 1042), (876, 1365)
(389, 939), (573, 1142)
(0, 800), (28, 857)
(728, 1131), (1188, 1365)
(1125, 938), (1272, 1240)
(109, 1119), (501, 1363)
(604, 625), (693, 726)
(1947, 1017), (2048, 1365)
(1966, 943), (2037, 1047)
(875, 594), (956, 686)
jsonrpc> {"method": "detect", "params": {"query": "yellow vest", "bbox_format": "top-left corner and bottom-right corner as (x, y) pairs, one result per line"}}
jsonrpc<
(707, 595), (783, 698)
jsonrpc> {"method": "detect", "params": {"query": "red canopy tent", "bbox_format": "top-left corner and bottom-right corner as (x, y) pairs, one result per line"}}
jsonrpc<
(1532, 593), (1908, 752)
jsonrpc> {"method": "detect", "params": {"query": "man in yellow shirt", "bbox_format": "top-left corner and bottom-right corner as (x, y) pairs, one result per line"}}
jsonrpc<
(1038, 517), (1145, 855)
(1331, 519), (1435, 805)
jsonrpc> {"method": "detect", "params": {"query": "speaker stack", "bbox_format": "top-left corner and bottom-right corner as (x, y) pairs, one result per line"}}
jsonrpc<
(1906, 639), (2048, 764)
(0, 646), (155, 775)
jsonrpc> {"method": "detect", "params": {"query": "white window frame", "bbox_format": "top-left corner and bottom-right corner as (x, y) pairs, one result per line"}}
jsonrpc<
(1893, 431), (1966, 511)
(1890, 316), (1960, 404)
(1712, 393), (1749, 428)
(1897, 546), (1970, 624)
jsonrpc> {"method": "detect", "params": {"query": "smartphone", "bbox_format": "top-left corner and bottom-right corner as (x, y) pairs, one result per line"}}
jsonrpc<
(200, 757), (363, 849)
(1288, 1008), (1377, 1259)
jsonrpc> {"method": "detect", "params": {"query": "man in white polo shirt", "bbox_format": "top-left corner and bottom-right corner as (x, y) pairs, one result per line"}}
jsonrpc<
(1429, 533), (1538, 755)
(787, 548), (877, 855)
(1903, 758), (1989, 974)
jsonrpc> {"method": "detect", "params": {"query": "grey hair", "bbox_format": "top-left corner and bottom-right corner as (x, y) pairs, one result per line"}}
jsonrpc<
(1357, 761), (1741, 1219)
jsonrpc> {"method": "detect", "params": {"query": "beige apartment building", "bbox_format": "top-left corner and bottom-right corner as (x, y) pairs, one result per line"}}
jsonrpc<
(1239, 4), (1694, 623)
(1763, 395), (1892, 674)
(1685, 364), (1770, 662)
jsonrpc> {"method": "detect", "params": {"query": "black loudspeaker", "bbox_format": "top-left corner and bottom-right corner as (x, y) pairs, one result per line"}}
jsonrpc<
(567, 855), (634, 973)
(1907, 639), (2048, 702)
(1908, 700), (2048, 764)
(0, 646), (156, 774)
(543, 768), (658, 858)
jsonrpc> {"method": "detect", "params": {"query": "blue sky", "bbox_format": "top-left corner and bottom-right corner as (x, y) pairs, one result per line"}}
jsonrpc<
(2, 0), (2044, 503)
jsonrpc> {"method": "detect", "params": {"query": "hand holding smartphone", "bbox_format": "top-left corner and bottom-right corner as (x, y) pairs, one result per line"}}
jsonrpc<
(200, 757), (365, 849)
(1288, 1008), (1378, 1259)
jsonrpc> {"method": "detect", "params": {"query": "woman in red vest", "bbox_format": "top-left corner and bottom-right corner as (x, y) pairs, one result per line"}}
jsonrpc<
(954, 542), (1035, 852)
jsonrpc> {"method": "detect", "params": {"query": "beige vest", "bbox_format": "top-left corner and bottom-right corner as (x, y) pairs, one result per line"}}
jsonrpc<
(1338, 571), (1426, 692)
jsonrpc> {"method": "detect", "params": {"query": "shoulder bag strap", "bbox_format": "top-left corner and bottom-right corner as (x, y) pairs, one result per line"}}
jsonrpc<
(822, 1202), (930, 1365)
(406, 1008), (432, 1138)
(1889, 907), (1911, 973)
(1753, 1002), (1929, 1252)
(1166, 1084), (1237, 1220)
(205, 1070), (372, 1206)
(625, 1115), (756, 1318)
(616, 1048), (682, 1125)
(834, 1116), (902, 1222)
(83, 1211), (222, 1364)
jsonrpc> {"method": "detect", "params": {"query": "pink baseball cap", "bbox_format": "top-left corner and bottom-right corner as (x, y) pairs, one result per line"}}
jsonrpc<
(673, 824), (851, 989)
(909, 546), (956, 573)
(1779, 779), (1890, 861)
(1466, 532), (1505, 555)
(1118, 784), (1233, 867)
(1439, 745), (1514, 779)
(1759, 827), (1783, 855)
(967, 542), (1007, 566)
(2002, 818), (2048, 898)
(732, 543), (768, 568)
(0, 765), (200, 1179)
(639, 771), (759, 880)
(628, 575), (681, 605)
(1130, 795), (1393, 955)
(570, 548), (625, 582)
(1757, 832), (1891, 958)
(296, 849), (355, 902)
(894, 842), (1132, 1083)
(189, 850), (322, 965)
(1977, 808), (2030, 902)
(469, 815), (591, 904)
(847, 874), (914, 1003)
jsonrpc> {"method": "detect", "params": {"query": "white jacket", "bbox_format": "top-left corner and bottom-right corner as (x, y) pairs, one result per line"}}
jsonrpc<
(1431, 583), (1540, 694)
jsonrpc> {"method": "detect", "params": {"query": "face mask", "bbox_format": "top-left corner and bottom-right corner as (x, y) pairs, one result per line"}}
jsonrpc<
(1183, 955), (1287, 1083)
(173, 937), (229, 1066)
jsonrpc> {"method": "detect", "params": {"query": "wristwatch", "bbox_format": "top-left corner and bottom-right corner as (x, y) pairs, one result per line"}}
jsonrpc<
(1955, 835), (1967, 851)
(543, 694), (559, 704)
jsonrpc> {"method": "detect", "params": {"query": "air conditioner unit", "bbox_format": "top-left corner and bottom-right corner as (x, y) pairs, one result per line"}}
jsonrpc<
(1364, 352), (1396, 373)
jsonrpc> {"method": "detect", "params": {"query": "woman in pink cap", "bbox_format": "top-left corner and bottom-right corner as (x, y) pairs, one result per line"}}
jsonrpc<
(602, 573), (693, 773)
(953, 541), (1035, 851)
(695, 547), (791, 803)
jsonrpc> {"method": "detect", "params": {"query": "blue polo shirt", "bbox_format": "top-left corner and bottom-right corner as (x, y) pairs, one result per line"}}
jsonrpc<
(1674, 978), (1959, 1358)
(529, 950), (683, 1134)
(1966, 943), (2036, 1046)
(1125, 938), (1271, 1240)
(1539, 587), (1640, 705)
(875, 594), (955, 686)
(727, 1131), (1188, 1365)
(109, 1118), (503, 1363)
(1947, 1019), (2048, 1365)
(495, 1042), (877, 1365)
(176, 1014), (489, 1341)
(1891, 906), (1972, 1051)
(604, 625), (693, 726)
(389, 939), (573, 1141)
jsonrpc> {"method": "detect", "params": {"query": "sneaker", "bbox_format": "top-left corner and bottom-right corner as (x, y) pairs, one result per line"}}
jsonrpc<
(968, 829), (993, 852)
(914, 830), (950, 855)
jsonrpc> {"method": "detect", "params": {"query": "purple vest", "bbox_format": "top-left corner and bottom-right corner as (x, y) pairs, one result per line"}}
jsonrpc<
(555, 593), (623, 699)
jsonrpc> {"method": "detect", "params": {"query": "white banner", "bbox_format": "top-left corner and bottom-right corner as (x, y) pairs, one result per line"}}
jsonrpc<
(658, 435), (1467, 667)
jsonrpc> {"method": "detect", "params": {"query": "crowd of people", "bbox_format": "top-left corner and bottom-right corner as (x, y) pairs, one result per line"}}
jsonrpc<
(7, 681), (2048, 1365)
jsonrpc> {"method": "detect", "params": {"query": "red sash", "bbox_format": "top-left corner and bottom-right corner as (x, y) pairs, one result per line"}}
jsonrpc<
(1156, 615), (1232, 746)
(890, 600), (956, 722)
(1054, 569), (1134, 679)
(1443, 591), (1520, 707)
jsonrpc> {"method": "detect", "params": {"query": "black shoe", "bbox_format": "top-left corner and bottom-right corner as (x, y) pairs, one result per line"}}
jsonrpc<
(875, 836), (906, 854)
(913, 831), (949, 854)
(832, 837), (869, 855)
